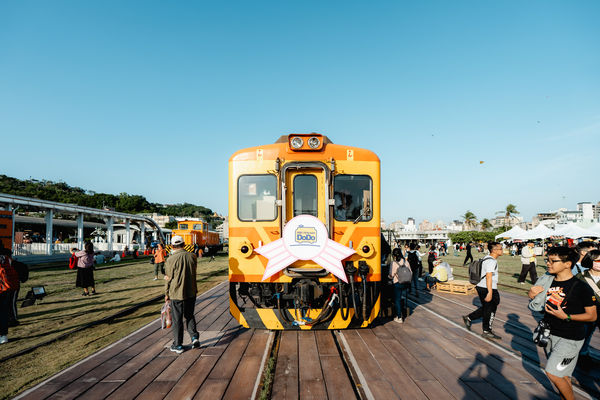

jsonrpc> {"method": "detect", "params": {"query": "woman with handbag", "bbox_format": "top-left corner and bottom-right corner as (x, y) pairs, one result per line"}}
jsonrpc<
(75, 241), (96, 296)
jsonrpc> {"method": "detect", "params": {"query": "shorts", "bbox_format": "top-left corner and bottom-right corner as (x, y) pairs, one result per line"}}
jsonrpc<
(544, 335), (584, 378)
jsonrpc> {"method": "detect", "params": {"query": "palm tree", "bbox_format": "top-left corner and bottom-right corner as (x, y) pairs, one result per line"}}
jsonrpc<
(462, 211), (477, 230)
(481, 218), (492, 231)
(496, 204), (519, 227)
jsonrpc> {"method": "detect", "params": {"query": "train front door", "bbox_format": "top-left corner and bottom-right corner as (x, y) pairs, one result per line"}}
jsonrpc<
(283, 163), (330, 230)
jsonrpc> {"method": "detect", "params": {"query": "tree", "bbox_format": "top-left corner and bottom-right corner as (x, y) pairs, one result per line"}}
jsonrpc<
(481, 218), (492, 231)
(497, 204), (519, 227)
(462, 211), (477, 230)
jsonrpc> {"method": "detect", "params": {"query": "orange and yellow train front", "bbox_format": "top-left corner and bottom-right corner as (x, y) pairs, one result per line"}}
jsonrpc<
(228, 134), (381, 329)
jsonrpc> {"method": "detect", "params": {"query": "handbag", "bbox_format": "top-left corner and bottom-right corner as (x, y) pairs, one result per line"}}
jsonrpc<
(161, 300), (172, 329)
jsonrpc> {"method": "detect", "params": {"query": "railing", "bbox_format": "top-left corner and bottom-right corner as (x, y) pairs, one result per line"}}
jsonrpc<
(12, 242), (135, 256)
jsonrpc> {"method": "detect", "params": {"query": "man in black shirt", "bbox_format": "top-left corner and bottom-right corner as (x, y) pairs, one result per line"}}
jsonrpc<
(529, 247), (596, 400)
(463, 242), (473, 266)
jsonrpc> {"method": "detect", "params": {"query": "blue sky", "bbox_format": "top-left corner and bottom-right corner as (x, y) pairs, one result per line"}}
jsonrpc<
(1, 1), (598, 224)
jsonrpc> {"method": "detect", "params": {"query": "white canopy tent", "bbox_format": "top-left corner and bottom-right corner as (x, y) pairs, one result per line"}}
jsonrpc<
(520, 224), (555, 240)
(588, 223), (600, 236)
(552, 223), (599, 239)
(495, 225), (527, 240)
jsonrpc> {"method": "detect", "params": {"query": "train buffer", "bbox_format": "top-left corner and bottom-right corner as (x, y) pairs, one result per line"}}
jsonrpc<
(16, 281), (599, 399)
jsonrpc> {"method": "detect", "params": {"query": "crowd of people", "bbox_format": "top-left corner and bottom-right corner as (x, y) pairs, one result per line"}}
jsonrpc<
(388, 238), (599, 400)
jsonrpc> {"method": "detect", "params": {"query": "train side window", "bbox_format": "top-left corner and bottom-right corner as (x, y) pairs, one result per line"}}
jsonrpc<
(293, 175), (317, 217)
(179, 224), (188, 229)
(333, 175), (372, 222)
(193, 224), (203, 230)
(238, 175), (277, 221)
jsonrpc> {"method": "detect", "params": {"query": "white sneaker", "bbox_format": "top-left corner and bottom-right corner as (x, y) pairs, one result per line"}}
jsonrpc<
(0, 335), (7, 344)
(393, 317), (403, 323)
(519, 282), (524, 285)
(153, 277), (158, 281)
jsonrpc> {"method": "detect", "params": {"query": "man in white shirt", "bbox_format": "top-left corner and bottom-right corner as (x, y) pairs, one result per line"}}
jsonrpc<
(518, 241), (538, 284)
(462, 242), (503, 340)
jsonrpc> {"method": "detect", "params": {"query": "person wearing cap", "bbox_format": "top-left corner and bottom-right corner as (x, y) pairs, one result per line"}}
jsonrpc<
(164, 235), (199, 354)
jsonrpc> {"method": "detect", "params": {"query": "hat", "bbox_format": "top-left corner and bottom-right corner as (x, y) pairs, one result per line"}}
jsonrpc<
(171, 235), (184, 246)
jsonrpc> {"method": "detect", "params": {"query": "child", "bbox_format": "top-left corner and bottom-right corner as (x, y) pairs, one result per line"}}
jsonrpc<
(68, 248), (78, 270)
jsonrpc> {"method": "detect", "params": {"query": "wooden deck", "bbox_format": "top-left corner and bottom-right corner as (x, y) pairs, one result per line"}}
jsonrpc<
(15, 281), (598, 400)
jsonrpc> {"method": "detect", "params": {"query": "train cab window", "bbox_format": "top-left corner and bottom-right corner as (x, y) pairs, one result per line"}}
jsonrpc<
(333, 175), (372, 222)
(238, 175), (277, 221)
(193, 224), (203, 230)
(179, 224), (188, 230)
(293, 175), (318, 217)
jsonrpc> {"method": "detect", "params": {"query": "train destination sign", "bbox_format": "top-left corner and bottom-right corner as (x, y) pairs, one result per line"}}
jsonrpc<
(255, 215), (356, 282)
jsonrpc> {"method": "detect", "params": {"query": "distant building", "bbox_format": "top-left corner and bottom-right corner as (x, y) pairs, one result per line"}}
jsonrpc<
(418, 219), (433, 231)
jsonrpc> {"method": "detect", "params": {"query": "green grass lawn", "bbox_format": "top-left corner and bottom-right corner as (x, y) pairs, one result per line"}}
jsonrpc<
(0, 254), (229, 399)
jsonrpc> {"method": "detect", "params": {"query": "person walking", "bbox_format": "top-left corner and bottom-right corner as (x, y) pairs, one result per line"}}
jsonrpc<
(406, 243), (421, 297)
(575, 250), (600, 368)
(518, 241), (538, 284)
(427, 247), (437, 275)
(0, 248), (19, 343)
(528, 247), (596, 400)
(462, 242), (503, 340)
(463, 242), (474, 266)
(164, 235), (200, 354)
(75, 242), (96, 296)
(388, 248), (412, 323)
(153, 243), (166, 280)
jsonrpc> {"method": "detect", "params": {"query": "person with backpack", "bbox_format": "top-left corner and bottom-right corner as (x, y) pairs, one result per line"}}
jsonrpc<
(406, 243), (422, 297)
(528, 247), (596, 400)
(462, 242), (504, 340)
(388, 248), (412, 323)
(0, 247), (20, 344)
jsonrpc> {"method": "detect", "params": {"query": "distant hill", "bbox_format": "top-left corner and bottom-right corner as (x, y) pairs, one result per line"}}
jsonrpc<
(0, 174), (222, 226)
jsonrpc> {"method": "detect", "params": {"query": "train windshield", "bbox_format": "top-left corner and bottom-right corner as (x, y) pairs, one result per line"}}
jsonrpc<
(293, 174), (318, 217)
(238, 175), (277, 221)
(333, 175), (372, 222)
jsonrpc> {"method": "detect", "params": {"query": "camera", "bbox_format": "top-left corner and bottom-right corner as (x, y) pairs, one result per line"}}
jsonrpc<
(533, 319), (551, 348)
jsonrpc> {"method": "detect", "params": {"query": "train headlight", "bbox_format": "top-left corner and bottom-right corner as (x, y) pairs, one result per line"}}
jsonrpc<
(308, 136), (321, 149)
(357, 239), (375, 258)
(290, 136), (304, 149)
(239, 240), (254, 258)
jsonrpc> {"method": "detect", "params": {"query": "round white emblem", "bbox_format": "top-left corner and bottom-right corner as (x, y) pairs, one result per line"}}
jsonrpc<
(282, 215), (328, 260)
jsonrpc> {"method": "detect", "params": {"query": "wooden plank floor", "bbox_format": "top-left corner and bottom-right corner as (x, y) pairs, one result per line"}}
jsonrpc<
(16, 280), (598, 400)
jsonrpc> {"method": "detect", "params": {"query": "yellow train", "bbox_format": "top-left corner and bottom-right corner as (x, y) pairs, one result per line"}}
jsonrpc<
(171, 220), (221, 251)
(228, 133), (381, 329)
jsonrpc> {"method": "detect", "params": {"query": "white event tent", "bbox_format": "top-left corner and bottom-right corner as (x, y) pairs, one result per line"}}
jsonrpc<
(552, 223), (599, 239)
(495, 226), (527, 240)
(520, 224), (555, 240)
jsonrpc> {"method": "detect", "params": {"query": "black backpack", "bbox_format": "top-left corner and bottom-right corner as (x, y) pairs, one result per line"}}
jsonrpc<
(468, 256), (495, 285)
(407, 251), (419, 272)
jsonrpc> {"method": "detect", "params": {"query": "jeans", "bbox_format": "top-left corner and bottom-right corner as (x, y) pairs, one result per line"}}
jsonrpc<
(411, 270), (420, 295)
(393, 283), (409, 319)
(517, 262), (538, 284)
(170, 297), (199, 347)
(580, 320), (599, 356)
(468, 287), (500, 332)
